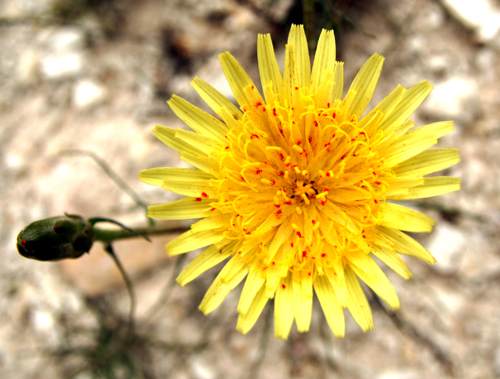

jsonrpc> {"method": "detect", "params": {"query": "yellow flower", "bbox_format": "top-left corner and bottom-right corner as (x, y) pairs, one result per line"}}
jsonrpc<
(140, 25), (460, 339)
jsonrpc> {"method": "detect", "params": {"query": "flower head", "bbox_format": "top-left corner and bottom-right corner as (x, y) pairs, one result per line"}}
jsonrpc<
(140, 25), (460, 339)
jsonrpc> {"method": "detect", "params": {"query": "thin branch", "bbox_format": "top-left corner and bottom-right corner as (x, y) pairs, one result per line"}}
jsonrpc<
(59, 149), (153, 227)
(371, 291), (456, 377)
(104, 243), (136, 330)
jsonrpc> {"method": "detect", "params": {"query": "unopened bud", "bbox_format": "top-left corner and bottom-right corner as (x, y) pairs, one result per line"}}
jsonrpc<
(17, 214), (94, 261)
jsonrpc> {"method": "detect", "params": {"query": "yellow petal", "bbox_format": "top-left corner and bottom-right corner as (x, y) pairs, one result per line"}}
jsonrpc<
(313, 275), (345, 337)
(310, 29), (335, 93)
(219, 52), (264, 108)
(236, 284), (269, 335)
(332, 61), (344, 101)
(166, 228), (225, 256)
(139, 167), (216, 197)
(394, 148), (460, 177)
(293, 270), (313, 333)
(394, 177), (461, 200)
(148, 196), (213, 220)
(191, 77), (243, 121)
(343, 53), (385, 119)
(376, 226), (436, 264)
(371, 245), (413, 280)
(287, 24), (310, 89)
(153, 125), (205, 156)
(238, 267), (266, 316)
(274, 273), (294, 340)
(379, 203), (435, 232)
(378, 81), (433, 132)
(257, 33), (283, 101)
(168, 95), (228, 140)
(344, 265), (374, 332)
(175, 129), (223, 155)
(348, 251), (400, 309)
(176, 242), (236, 286)
(199, 257), (249, 314)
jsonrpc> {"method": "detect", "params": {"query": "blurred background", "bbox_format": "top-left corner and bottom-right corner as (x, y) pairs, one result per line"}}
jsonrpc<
(0, 0), (497, 378)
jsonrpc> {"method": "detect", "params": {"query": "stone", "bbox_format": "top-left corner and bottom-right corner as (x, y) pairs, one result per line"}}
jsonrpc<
(427, 222), (467, 274)
(439, 0), (500, 45)
(73, 79), (108, 110)
(41, 53), (84, 80)
(40, 27), (86, 80)
(377, 371), (420, 379)
(421, 77), (478, 124)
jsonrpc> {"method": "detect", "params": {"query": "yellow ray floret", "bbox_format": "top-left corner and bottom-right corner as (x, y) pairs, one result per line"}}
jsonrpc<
(141, 24), (460, 339)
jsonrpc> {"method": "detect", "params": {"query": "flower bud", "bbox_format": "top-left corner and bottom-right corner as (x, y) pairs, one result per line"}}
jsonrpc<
(17, 214), (94, 261)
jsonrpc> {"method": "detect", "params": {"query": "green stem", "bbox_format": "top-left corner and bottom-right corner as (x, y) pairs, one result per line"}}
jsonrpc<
(92, 225), (188, 244)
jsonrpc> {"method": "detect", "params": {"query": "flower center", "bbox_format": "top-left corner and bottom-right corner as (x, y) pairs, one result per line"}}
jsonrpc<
(213, 85), (394, 271)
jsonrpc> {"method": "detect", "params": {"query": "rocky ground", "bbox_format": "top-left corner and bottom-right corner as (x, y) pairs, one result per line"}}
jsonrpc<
(0, 0), (499, 378)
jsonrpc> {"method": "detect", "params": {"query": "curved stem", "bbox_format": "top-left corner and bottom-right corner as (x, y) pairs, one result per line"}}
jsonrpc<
(104, 243), (136, 330)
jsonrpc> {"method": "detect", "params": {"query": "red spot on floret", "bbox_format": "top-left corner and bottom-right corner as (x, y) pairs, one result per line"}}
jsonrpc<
(282, 284), (286, 289)
(372, 171), (377, 176)
(308, 136), (312, 143)
(251, 85), (254, 89)
(295, 86), (299, 90)
(276, 209), (283, 215)
(324, 142), (331, 147)
(270, 179), (276, 185)
(302, 251), (307, 258)
(256, 169), (262, 174)
(273, 108), (277, 116)
(321, 253), (326, 258)
(256, 102), (263, 107)
(359, 132), (366, 136)
(210, 207), (216, 211)
(279, 153), (285, 161)
(225, 146), (229, 149)
(314, 121), (318, 127)
(374, 199), (378, 204)
(332, 112), (336, 118)
(297, 231), (302, 238)
(195, 198), (202, 202)
(327, 103), (331, 107)
(250, 134), (259, 139)
(308, 272), (311, 276)
(341, 153), (347, 160)
(297, 140), (302, 145)
(279, 171), (285, 176)
(375, 181), (382, 185)
(311, 219), (316, 224)
(201, 192), (208, 198)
